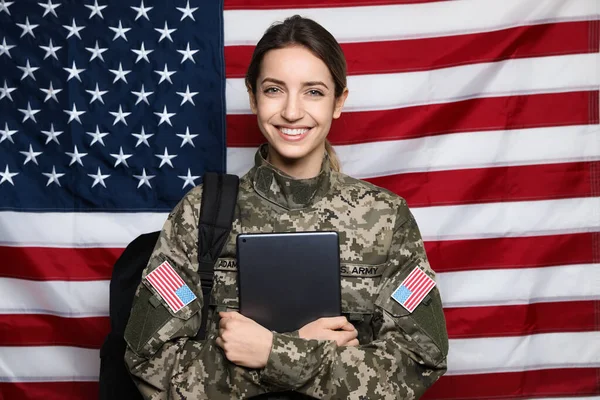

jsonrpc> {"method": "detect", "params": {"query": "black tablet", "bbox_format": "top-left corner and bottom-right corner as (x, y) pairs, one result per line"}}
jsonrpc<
(236, 231), (341, 333)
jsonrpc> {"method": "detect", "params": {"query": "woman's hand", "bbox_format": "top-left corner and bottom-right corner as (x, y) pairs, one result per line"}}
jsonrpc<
(299, 316), (359, 347)
(215, 311), (273, 369)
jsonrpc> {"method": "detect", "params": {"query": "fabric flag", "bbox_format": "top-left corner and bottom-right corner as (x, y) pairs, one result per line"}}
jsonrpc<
(146, 261), (197, 313)
(391, 266), (436, 313)
(1, 0), (599, 399)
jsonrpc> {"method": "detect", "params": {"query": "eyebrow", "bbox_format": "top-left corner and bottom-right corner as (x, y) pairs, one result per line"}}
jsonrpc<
(261, 77), (329, 90)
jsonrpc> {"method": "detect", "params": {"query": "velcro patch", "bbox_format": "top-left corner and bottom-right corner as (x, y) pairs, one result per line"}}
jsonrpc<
(391, 267), (436, 313)
(146, 261), (197, 313)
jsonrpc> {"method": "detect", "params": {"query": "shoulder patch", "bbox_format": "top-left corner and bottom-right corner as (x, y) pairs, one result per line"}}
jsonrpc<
(391, 266), (436, 313)
(146, 261), (197, 313)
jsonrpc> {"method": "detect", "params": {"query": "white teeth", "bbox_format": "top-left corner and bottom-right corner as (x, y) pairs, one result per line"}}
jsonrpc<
(280, 127), (309, 136)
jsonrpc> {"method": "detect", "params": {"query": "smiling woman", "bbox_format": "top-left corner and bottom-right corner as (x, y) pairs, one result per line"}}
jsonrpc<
(123, 15), (448, 400)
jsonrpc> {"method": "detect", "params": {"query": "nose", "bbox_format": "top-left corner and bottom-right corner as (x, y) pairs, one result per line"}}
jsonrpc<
(281, 95), (303, 121)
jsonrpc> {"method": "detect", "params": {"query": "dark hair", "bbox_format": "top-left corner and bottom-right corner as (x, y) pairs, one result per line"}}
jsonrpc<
(245, 15), (347, 171)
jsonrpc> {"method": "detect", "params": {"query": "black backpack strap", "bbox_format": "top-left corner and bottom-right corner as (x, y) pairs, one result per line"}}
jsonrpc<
(196, 172), (239, 339)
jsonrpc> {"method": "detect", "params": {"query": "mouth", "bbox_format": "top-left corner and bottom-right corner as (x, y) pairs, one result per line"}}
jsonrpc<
(276, 126), (313, 142)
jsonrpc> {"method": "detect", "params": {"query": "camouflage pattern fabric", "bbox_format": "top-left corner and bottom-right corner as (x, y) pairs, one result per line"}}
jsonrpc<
(124, 144), (449, 399)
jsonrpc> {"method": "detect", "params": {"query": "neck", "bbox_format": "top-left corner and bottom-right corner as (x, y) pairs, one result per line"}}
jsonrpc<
(267, 145), (326, 179)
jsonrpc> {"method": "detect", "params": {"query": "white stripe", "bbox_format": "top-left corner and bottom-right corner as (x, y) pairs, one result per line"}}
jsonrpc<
(412, 197), (600, 241)
(1, 197), (598, 247)
(226, 53), (600, 113)
(447, 331), (600, 375)
(0, 278), (108, 317)
(3, 331), (599, 381)
(0, 346), (99, 382)
(0, 211), (167, 247)
(438, 263), (600, 308)
(227, 124), (600, 181)
(3, 263), (598, 317)
(224, 0), (599, 45)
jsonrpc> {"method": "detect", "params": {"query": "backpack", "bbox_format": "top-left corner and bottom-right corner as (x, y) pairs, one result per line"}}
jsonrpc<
(99, 172), (240, 400)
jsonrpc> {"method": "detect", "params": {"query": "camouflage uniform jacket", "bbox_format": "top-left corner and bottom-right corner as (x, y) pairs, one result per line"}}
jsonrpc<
(124, 145), (449, 399)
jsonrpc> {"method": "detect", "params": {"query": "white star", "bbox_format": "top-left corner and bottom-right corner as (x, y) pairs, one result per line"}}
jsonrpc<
(131, 84), (153, 105)
(177, 43), (199, 64)
(109, 62), (131, 84)
(63, 18), (85, 39)
(17, 17), (39, 38)
(41, 124), (62, 145)
(42, 166), (65, 187)
(0, 79), (16, 101)
(65, 145), (88, 166)
(38, 0), (61, 18)
(155, 147), (177, 168)
(176, 127), (199, 147)
(85, 40), (108, 62)
(131, 42), (153, 63)
(40, 38), (61, 60)
(132, 126), (153, 147)
(133, 168), (155, 189)
(86, 83), (108, 104)
(40, 81), (62, 103)
(0, 37), (16, 58)
(131, 0), (152, 21)
(155, 21), (176, 42)
(0, 122), (17, 144)
(18, 101), (41, 123)
(154, 65), (176, 84)
(88, 167), (110, 188)
(18, 59), (39, 81)
(64, 103), (86, 124)
(178, 168), (200, 189)
(110, 146), (133, 168)
(0, 165), (18, 186)
(154, 105), (176, 126)
(20, 144), (42, 165)
(177, 85), (199, 106)
(86, 125), (109, 146)
(85, 0), (107, 19)
(63, 60), (85, 82)
(177, 0), (197, 21)
(0, 1), (14, 15)
(109, 20), (130, 41)
(109, 105), (131, 126)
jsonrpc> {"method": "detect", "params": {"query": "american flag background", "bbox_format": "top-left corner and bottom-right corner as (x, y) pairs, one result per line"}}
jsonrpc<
(0, 0), (599, 399)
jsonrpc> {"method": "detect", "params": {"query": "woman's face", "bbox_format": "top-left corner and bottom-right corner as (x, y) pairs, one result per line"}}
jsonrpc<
(249, 46), (347, 170)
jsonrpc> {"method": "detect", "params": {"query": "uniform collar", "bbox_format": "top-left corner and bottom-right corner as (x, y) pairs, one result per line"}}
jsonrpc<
(250, 144), (332, 210)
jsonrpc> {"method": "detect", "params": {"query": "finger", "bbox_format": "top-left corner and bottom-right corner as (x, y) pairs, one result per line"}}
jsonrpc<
(344, 339), (360, 347)
(215, 337), (224, 349)
(339, 322), (356, 332)
(318, 316), (349, 329)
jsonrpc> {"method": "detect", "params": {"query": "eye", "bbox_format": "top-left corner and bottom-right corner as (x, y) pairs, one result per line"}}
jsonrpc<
(307, 89), (324, 96)
(264, 87), (280, 94)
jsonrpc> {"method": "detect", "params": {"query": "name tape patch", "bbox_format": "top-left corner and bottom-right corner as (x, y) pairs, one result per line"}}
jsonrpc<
(146, 260), (197, 313)
(391, 267), (436, 313)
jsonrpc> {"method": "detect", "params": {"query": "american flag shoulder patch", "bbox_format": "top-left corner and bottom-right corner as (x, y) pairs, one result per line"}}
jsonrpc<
(145, 260), (197, 313)
(391, 266), (436, 313)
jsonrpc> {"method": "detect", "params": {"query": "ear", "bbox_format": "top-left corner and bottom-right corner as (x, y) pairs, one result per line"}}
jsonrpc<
(247, 86), (258, 115)
(332, 88), (349, 119)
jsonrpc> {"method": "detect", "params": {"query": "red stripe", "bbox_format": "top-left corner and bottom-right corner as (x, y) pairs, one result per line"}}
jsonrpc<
(4, 301), (596, 348)
(406, 277), (435, 310)
(164, 261), (186, 286)
(4, 232), (594, 282)
(0, 382), (100, 400)
(223, 0), (445, 10)
(422, 368), (600, 400)
(0, 246), (122, 281)
(367, 162), (596, 208)
(156, 265), (184, 294)
(225, 21), (596, 77)
(425, 232), (597, 273)
(0, 314), (109, 348)
(444, 301), (599, 339)
(226, 91), (597, 146)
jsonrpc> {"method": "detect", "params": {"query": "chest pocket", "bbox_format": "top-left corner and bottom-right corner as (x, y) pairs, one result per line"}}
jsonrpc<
(340, 263), (385, 343)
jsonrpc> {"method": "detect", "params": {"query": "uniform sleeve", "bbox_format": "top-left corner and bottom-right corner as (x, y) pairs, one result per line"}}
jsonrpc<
(259, 206), (449, 400)
(123, 187), (266, 400)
